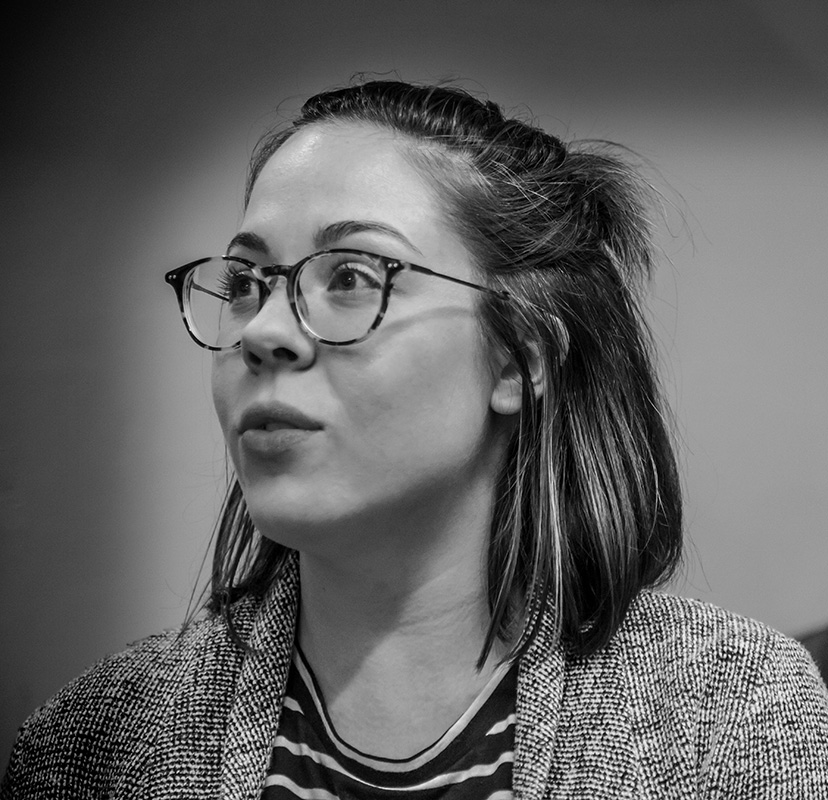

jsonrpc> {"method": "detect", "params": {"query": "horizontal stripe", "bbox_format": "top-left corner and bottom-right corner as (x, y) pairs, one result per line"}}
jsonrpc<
(273, 735), (513, 792)
(401, 750), (514, 791)
(485, 714), (516, 736)
(282, 696), (302, 714)
(273, 736), (356, 779)
(262, 773), (338, 800)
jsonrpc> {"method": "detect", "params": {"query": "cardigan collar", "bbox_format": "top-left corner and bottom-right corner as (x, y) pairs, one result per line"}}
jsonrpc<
(515, 608), (639, 798)
(513, 607), (565, 799)
(221, 554), (300, 799)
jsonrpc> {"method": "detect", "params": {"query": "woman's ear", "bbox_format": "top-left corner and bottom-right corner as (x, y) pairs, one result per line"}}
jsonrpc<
(490, 340), (545, 416)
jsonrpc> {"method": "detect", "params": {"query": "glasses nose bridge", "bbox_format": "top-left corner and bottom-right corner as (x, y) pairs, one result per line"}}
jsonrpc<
(255, 263), (297, 293)
(247, 263), (303, 336)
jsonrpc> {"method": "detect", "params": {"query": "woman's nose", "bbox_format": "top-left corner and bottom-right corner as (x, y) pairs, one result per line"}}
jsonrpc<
(240, 281), (315, 371)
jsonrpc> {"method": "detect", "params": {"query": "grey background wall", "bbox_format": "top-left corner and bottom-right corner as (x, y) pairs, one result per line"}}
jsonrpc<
(2, 0), (827, 771)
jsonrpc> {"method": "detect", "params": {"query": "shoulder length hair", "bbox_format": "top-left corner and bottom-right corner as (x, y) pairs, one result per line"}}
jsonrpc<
(202, 80), (683, 664)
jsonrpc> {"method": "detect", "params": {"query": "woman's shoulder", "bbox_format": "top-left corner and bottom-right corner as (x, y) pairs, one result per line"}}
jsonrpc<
(24, 602), (251, 716)
(614, 590), (826, 699)
(611, 591), (828, 790)
(1, 596), (262, 798)
(619, 590), (820, 677)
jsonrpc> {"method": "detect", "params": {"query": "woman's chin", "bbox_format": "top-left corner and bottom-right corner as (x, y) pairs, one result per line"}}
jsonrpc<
(243, 490), (342, 548)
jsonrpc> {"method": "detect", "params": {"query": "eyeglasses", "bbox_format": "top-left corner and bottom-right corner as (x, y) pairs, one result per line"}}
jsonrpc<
(164, 249), (512, 350)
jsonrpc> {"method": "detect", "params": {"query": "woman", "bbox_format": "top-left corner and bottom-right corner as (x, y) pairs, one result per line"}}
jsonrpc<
(4, 80), (827, 798)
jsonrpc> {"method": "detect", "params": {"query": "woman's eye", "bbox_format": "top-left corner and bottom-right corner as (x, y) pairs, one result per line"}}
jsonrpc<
(327, 263), (383, 292)
(219, 269), (256, 301)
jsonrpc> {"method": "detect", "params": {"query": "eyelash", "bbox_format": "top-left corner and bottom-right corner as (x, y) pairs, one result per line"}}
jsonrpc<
(217, 266), (254, 297)
(328, 261), (384, 287)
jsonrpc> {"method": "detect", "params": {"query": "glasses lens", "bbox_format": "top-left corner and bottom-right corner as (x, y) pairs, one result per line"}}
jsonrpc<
(186, 257), (263, 348)
(297, 252), (386, 342)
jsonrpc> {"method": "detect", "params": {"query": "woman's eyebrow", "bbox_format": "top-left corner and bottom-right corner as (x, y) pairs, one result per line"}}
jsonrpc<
(226, 221), (423, 259)
(226, 231), (270, 255)
(314, 220), (422, 255)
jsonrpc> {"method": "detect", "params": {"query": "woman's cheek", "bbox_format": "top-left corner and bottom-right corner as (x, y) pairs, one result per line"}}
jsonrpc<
(210, 355), (246, 471)
(210, 361), (233, 438)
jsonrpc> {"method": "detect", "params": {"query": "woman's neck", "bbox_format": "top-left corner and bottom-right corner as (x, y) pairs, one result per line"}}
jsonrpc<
(295, 502), (509, 757)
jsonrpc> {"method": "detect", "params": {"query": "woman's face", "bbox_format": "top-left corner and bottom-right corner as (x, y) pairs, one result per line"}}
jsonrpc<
(212, 122), (511, 553)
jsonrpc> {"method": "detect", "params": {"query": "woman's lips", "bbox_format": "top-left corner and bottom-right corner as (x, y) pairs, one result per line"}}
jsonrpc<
(239, 425), (319, 457)
(237, 401), (323, 457)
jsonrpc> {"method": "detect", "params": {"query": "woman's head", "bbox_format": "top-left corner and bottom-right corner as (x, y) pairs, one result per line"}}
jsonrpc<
(212, 121), (517, 568)
(208, 80), (683, 660)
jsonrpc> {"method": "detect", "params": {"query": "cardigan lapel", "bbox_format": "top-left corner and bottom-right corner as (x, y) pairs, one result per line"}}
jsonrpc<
(545, 641), (638, 798)
(136, 596), (260, 799)
(512, 608), (639, 799)
(221, 555), (300, 800)
(513, 607), (566, 800)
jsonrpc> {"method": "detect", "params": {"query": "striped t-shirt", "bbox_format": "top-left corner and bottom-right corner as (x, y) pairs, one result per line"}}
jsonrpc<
(261, 646), (517, 800)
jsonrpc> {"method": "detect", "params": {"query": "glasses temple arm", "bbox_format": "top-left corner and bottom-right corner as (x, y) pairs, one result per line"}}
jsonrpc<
(192, 282), (226, 302)
(407, 263), (567, 353)
(406, 263), (511, 301)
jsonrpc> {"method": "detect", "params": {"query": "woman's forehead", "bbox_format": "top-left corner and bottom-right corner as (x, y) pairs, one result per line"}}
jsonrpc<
(243, 123), (472, 272)
(255, 122), (421, 188)
(248, 127), (433, 229)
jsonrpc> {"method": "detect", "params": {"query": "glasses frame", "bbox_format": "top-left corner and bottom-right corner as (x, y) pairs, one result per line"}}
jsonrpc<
(165, 249), (513, 351)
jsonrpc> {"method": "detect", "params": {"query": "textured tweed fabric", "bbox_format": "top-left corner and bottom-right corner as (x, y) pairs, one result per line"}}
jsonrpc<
(3, 556), (828, 799)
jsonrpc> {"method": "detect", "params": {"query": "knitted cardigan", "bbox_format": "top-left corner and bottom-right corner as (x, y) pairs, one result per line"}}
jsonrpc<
(3, 557), (828, 799)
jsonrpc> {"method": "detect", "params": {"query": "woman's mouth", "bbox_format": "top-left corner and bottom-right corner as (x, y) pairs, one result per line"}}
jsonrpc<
(237, 401), (323, 457)
(240, 425), (319, 457)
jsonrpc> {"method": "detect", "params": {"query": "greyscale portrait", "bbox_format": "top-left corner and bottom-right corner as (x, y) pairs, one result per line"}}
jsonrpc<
(2, 2), (827, 796)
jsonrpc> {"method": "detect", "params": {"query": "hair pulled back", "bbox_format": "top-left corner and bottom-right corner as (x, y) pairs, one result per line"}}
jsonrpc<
(207, 80), (683, 661)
